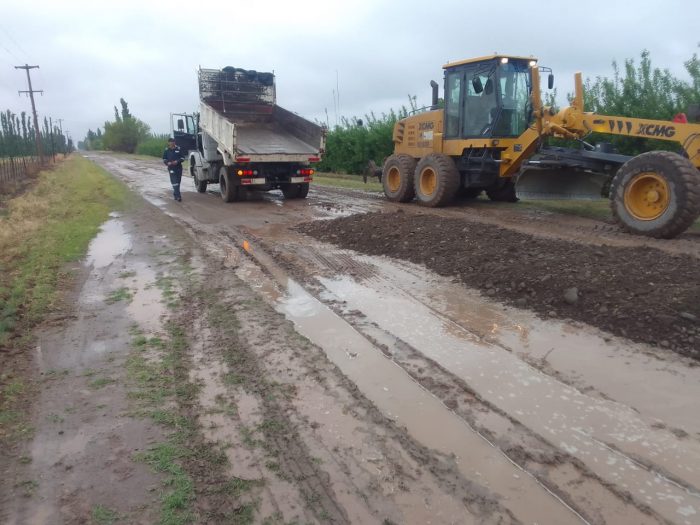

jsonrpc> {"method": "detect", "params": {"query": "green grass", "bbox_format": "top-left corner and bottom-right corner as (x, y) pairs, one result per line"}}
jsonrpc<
(15, 479), (38, 496)
(106, 287), (132, 304)
(314, 172), (383, 192)
(156, 275), (179, 309)
(126, 324), (199, 524)
(89, 377), (116, 390)
(91, 505), (120, 524)
(136, 443), (195, 525)
(0, 155), (131, 348)
(0, 379), (32, 441)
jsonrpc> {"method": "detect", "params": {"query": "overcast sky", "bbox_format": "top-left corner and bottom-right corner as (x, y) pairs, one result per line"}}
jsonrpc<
(1, 0), (698, 142)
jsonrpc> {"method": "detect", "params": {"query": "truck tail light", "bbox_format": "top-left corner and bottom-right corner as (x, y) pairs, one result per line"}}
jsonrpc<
(236, 169), (258, 176)
(236, 156), (250, 162)
(308, 156), (320, 162)
(295, 168), (315, 176)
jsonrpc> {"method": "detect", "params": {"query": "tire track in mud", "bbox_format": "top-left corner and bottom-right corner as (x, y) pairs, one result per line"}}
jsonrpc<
(187, 246), (498, 523)
(94, 155), (700, 523)
(251, 235), (668, 525)
(152, 210), (583, 522)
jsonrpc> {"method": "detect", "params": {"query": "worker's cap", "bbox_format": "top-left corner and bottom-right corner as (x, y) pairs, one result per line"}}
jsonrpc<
(167, 137), (176, 143)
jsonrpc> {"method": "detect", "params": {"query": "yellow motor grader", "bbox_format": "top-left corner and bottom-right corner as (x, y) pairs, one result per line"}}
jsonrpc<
(370, 54), (700, 238)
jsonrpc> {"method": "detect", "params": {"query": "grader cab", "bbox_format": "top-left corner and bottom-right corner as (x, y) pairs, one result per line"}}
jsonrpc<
(373, 54), (700, 239)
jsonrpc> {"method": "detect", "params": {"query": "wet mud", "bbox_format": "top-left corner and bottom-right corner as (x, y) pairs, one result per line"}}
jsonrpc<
(298, 210), (700, 360)
(34, 152), (698, 524)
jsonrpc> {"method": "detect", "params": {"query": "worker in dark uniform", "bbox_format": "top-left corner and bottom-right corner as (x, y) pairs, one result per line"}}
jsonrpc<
(163, 138), (184, 201)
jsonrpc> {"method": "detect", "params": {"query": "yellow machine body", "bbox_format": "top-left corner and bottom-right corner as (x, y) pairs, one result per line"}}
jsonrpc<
(381, 54), (700, 238)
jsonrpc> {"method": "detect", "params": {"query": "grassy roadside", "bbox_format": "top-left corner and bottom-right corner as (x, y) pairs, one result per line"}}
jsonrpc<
(314, 172), (383, 192)
(0, 155), (130, 440)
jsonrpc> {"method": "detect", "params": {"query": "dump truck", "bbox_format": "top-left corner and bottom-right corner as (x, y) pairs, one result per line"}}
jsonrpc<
(171, 67), (325, 202)
(369, 54), (700, 238)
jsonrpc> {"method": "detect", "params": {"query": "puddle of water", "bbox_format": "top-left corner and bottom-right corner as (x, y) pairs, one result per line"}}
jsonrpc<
(234, 262), (584, 524)
(125, 262), (166, 333)
(86, 219), (131, 269)
(317, 272), (700, 522)
(289, 375), (470, 524)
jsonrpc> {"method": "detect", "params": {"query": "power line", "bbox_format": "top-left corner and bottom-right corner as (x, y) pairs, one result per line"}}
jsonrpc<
(1, 42), (21, 63)
(0, 25), (30, 60)
(15, 64), (44, 161)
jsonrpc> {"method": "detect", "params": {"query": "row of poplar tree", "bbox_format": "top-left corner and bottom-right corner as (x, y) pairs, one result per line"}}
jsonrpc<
(0, 110), (71, 158)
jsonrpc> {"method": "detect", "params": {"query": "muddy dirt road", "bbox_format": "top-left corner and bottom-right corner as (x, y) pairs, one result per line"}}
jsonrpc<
(5, 152), (700, 524)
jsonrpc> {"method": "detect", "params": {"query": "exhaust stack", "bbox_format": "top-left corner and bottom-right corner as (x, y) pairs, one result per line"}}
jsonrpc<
(430, 80), (439, 110)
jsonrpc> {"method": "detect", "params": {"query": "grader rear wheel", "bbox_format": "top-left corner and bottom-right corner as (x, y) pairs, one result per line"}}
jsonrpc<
(414, 154), (460, 207)
(382, 154), (417, 202)
(611, 151), (700, 238)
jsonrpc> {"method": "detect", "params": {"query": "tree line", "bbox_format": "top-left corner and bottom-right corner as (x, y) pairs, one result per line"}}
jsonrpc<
(321, 48), (700, 174)
(0, 110), (72, 158)
(79, 98), (168, 156)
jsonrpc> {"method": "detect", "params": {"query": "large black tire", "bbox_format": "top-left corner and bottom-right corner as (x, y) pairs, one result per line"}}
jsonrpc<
(456, 187), (483, 200)
(414, 154), (460, 207)
(297, 183), (309, 199)
(282, 183), (309, 199)
(486, 180), (519, 202)
(192, 159), (208, 193)
(219, 168), (245, 202)
(382, 154), (417, 202)
(610, 151), (700, 238)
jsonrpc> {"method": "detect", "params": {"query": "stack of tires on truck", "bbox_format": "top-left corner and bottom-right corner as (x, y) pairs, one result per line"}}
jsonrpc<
(172, 67), (325, 202)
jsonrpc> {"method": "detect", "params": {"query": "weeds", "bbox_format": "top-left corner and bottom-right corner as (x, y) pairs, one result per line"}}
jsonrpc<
(91, 505), (120, 524)
(89, 377), (116, 390)
(106, 287), (132, 304)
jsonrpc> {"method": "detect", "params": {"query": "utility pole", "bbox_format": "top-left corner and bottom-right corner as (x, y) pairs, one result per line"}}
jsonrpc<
(15, 64), (44, 162)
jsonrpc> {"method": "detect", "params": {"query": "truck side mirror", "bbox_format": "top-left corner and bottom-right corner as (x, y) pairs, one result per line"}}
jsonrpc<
(472, 77), (483, 94)
(548, 74), (554, 90)
(177, 118), (185, 131)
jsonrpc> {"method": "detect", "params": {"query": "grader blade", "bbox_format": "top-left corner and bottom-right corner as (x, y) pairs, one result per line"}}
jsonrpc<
(515, 169), (610, 200)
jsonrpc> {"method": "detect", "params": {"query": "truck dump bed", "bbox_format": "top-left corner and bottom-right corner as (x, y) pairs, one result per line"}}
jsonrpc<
(198, 68), (324, 162)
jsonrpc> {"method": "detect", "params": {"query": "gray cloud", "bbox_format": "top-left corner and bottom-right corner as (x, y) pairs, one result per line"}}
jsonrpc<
(1, 0), (698, 142)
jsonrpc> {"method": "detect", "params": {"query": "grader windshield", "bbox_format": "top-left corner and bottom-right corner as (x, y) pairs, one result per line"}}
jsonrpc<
(444, 58), (531, 139)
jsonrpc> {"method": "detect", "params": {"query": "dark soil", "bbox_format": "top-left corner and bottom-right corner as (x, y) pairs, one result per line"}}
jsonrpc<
(297, 210), (700, 360)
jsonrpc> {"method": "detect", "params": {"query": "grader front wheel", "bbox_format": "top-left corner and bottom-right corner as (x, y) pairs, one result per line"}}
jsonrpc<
(611, 151), (700, 238)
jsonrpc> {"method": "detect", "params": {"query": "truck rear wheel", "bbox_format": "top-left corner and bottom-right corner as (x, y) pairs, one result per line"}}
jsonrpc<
(414, 154), (459, 207)
(610, 151), (700, 238)
(219, 168), (245, 202)
(282, 183), (309, 199)
(382, 154), (416, 202)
